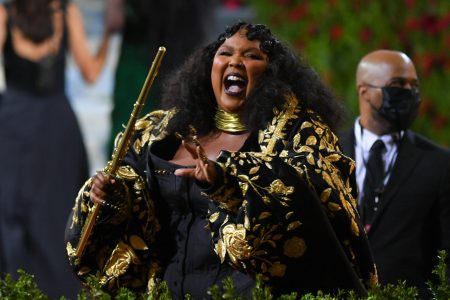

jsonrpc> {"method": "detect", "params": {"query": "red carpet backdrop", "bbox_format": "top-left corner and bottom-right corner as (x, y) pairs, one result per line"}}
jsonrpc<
(247, 0), (450, 146)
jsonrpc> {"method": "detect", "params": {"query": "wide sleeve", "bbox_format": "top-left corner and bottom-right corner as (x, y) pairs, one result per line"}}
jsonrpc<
(65, 110), (175, 293)
(204, 95), (378, 294)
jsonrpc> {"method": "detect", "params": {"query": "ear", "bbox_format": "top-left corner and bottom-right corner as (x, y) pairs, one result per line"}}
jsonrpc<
(357, 84), (367, 96)
(357, 84), (369, 102)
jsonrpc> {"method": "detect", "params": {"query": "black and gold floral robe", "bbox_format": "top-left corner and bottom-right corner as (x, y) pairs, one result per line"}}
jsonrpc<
(65, 94), (377, 297)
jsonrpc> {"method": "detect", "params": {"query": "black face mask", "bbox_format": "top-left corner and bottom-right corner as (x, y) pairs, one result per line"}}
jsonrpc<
(377, 86), (421, 131)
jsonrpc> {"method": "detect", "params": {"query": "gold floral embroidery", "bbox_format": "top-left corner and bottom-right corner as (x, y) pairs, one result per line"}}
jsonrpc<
(70, 180), (93, 228)
(77, 266), (92, 276)
(268, 261), (287, 277)
(285, 211), (294, 219)
(283, 237), (307, 258)
(199, 95), (374, 287)
(366, 271), (379, 289)
(129, 235), (149, 250)
(132, 109), (176, 154)
(268, 179), (294, 196)
(219, 224), (253, 265)
(209, 212), (220, 223)
(66, 242), (75, 258)
(320, 188), (332, 203)
(258, 211), (272, 220)
(103, 241), (141, 279)
(306, 135), (317, 146)
(264, 94), (299, 155)
(146, 261), (162, 291)
(287, 221), (302, 231)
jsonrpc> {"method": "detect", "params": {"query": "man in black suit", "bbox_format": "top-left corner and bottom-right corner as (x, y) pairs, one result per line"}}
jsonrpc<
(340, 49), (450, 298)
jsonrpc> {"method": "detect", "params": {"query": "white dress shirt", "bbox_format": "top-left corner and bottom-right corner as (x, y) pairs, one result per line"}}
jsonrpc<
(354, 118), (402, 204)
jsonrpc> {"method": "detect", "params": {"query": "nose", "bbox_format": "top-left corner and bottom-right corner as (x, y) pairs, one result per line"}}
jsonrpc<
(228, 59), (243, 68)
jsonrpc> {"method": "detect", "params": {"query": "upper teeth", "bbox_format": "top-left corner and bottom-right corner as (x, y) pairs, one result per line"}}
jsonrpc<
(227, 75), (245, 82)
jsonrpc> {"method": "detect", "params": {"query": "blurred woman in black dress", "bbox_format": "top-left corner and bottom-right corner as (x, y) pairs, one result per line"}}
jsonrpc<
(0, 0), (113, 298)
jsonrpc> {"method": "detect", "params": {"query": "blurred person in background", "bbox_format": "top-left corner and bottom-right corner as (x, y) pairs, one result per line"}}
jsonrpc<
(106, 0), (217, 153)
(0, 0), (116, 297)
(340, 49), (450, 299)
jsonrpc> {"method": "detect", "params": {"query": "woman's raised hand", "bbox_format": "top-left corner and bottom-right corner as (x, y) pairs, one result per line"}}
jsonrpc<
(174, 138), (217, 185)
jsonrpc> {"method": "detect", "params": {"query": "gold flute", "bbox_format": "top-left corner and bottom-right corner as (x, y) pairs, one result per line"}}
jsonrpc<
(75, 47), (166, 258)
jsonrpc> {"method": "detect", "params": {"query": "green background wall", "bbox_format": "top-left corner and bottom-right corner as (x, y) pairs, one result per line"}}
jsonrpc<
(247, 0), (450, 146)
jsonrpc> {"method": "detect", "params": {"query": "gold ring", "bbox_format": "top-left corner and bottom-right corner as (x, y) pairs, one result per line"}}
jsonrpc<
(201, 154), (209, 164)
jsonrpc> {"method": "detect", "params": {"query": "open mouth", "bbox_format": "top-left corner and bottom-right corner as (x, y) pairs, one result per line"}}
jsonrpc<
(224, 74), (247, 96)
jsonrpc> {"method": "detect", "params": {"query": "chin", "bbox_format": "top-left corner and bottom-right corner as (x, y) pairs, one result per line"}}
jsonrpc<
(219, 98), (246, 112)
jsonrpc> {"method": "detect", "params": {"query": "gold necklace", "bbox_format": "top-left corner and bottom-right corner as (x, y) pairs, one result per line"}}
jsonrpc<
(214, 109), (247, 133)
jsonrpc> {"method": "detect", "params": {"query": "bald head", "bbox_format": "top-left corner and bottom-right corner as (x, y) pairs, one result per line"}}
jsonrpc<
(356, 50), (417, 87)
(356, 50), (419, 135)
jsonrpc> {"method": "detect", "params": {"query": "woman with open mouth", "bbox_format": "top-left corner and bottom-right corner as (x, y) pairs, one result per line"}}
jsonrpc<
(66, 21), (377, 299)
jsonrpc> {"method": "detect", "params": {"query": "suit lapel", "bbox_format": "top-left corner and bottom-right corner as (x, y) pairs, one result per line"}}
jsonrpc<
(369, 131), (423, 230)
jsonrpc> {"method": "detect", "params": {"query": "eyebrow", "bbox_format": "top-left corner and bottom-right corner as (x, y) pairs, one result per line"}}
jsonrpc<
(218, 44), (262, 52)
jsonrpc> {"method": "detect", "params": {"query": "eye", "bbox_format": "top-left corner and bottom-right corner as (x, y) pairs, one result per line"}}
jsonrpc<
(216, 46), (233, 56)
(216, 49), (232, 56)
(245, 52), (263, 60)
(387, 79), (404, 88)
(387, 78), (420, 92)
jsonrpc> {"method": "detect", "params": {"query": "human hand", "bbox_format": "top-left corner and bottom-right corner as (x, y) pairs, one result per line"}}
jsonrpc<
(174, 139), (217, 185)
(90, 171), (125, 210)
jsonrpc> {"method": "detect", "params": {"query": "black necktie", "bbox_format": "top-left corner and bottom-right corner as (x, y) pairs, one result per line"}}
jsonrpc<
(362, 139), (385, 230)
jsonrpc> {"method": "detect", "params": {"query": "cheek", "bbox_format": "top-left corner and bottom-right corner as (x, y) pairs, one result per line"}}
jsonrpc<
(211, 60), (225, 95)
(250, 61), (268, 77)
(247, 65), (267, 88)
(365, 90), (382, 108)
(373, 92), (384, 108)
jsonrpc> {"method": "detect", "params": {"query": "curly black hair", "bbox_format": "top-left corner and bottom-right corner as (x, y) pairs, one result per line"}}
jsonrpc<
(161, 22), (345, 136)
